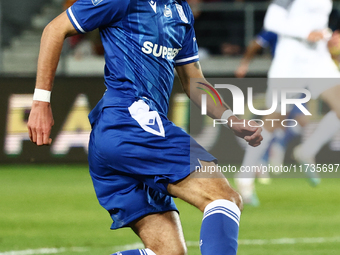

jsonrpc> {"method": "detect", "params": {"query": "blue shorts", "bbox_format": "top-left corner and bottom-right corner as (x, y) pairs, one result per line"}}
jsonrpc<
(88, 98), (216, 229)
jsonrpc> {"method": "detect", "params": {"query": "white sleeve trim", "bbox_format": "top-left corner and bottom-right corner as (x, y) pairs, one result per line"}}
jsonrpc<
(67, 7), (86, 33)
(175, 55), (199, 64)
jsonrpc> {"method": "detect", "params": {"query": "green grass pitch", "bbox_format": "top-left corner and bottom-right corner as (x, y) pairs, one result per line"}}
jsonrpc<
(0, 164), (339, 255)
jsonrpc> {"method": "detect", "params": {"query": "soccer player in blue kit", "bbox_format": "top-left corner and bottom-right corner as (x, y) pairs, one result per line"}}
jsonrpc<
(27, 0), (263, 254)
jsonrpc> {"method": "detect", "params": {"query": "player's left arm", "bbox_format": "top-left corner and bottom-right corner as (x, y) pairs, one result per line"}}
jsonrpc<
(175, 61), (263, 147)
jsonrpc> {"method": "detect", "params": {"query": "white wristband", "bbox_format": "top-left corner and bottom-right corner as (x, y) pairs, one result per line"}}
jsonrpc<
(221, 109), (234, 128)
(33, 89), (51, 102)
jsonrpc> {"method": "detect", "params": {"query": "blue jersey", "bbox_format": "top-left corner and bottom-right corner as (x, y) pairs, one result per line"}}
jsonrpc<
(67, 0), (198, 116)
(68, 1), (216, 230)
(256, 30), (278, 56)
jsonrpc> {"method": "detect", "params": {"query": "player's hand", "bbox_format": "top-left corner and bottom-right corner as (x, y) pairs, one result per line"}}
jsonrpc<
(328, 30), (340, 56)
(228, 116), (263, 147)
(27, 101), (54, 146)
(307, 31), (325, 42)
(235, 63), (249, 78)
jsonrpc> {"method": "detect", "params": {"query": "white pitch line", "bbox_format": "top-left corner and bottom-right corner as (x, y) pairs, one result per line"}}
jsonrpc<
(1, 237), (340, 255)
(238, 236), (340, 245)
(0, 247), (86, 255)
(111, 242), (144, 251)
(0, 248), (66, 255)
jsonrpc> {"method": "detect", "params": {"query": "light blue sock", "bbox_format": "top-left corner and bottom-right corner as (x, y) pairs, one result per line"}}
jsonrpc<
(200, 199), (241, 255)
(112, 248), (156, 255)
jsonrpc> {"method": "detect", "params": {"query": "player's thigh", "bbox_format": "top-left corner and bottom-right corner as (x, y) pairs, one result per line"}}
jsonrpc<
(167, 161), (242, 212)
(130, 211), (187, 255)
(320, 84), (340, 119)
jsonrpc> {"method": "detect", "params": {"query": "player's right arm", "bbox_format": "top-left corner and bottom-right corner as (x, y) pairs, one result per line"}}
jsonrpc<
(28, 0), (129, 146)
(27, 11), (78, 146)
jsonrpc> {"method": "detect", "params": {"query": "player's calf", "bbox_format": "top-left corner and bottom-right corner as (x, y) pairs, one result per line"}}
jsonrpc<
(168, 161), (242, 255)
(129, 211), (187, 255)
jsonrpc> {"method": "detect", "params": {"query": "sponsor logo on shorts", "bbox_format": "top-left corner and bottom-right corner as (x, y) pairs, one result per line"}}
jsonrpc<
(129, 100), (165, 137)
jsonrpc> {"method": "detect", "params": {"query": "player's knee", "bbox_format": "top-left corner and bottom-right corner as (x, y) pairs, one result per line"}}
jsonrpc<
(172, 244), (187, 255)
(204, 189), (243, 212)
(231, 190), (243, 211)
(221, 189), (243, 211)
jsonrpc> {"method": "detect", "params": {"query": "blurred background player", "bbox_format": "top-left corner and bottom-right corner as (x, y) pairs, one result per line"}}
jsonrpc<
(237, 0), (340, 205)
(235, 29), (308, 205)
(235, 29), (307, 168)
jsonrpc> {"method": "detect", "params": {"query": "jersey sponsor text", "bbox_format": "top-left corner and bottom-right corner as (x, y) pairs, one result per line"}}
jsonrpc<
(142, 41), (182, 60)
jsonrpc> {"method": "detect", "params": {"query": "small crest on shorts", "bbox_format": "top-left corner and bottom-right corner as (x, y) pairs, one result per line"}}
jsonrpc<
(92, 0), (104, 6)
(175, 4), (188, 23)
